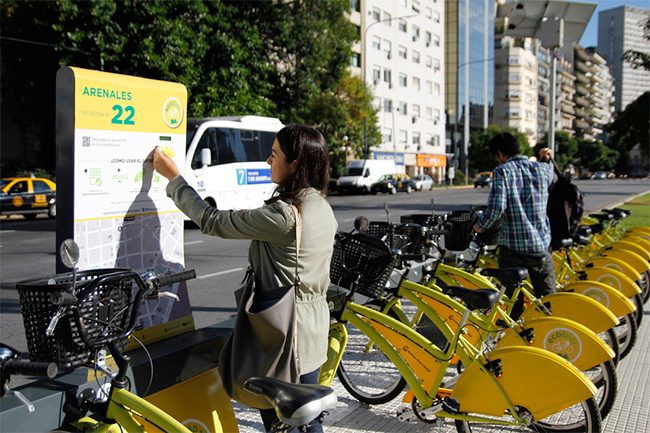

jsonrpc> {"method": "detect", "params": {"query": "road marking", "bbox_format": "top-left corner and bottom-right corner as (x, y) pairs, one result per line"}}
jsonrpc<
(184, 240), (203, 245)
(198, 267), (244, 279)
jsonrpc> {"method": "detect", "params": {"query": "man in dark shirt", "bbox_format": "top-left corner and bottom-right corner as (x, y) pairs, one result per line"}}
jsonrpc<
(474, 132), (555, 319)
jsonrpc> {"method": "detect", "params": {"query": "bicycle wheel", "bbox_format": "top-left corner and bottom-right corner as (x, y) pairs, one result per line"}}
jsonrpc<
(586, 359), (617, 421)
(336, 302), (407, 404)
(614, 313), (638, 360)
(454, 398), (601, 432)
(599, 328), (620, 366)
(633, 293), (644, 327)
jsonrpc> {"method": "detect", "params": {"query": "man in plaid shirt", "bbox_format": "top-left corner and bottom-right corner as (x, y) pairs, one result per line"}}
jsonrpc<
(474, 132), (554, 319)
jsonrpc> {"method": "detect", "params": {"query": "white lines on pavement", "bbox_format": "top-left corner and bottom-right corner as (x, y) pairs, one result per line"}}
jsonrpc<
(198, 267), (244, 279)
(183, 240), (203, 245)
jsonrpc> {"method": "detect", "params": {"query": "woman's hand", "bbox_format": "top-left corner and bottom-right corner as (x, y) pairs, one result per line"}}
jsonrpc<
(153, 146), (181, 180)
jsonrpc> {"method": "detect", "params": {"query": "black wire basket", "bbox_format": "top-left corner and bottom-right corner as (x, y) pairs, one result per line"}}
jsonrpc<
(365, 221), (412, 250)
(400, 214), (434, 226)
(444, 210), (473, 251)
(16, 269), (134, 368)
(330, 233), (395, 299)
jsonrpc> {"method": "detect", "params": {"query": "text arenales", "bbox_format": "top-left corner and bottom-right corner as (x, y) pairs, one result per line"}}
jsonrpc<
(82, 86), (132, 100)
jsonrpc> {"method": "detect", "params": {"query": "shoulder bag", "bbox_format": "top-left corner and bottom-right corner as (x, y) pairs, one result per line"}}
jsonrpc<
(218, 206), (302, 409)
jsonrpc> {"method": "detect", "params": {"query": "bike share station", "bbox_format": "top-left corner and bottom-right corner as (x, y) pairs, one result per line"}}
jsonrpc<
(1, 67), (238, 432)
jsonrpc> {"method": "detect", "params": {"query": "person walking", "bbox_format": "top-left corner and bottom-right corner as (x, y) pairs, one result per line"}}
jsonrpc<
(154, 123), (337, 432)
(473, 132), (555, 319)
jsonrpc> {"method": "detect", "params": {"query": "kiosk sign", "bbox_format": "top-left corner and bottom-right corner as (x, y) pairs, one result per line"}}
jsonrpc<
(56, 67), (193, 343)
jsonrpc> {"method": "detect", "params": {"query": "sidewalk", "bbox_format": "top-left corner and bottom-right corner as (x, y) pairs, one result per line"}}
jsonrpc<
(233, 303), (650, 433)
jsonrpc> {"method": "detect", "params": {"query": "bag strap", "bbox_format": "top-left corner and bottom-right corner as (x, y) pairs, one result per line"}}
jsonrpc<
(290, 205), (302, 286)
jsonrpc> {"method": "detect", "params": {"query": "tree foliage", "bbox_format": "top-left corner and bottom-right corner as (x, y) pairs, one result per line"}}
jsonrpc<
(534, 131), (578, 171)
(1, 0), (371, 172)
(468, 124), (531, 174)
(607, 91), (650, 161)
(574, 138), (619, 172)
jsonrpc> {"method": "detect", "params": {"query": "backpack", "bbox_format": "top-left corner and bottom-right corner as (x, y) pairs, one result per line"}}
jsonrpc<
(547, 161), (584, 240)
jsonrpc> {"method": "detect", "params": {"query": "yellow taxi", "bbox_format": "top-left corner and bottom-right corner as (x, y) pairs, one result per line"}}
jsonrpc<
(0, 177), (56, 219)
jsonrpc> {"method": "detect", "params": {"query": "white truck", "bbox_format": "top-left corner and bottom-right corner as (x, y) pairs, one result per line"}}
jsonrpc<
(336, 159), (398, 195)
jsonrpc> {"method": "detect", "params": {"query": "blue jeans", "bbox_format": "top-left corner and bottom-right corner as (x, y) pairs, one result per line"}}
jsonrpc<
(259, 369), (324, 433)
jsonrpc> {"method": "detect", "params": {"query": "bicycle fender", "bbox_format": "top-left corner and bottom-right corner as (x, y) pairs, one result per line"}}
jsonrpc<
(581, 256), (642, 282)
(520, 292), (619, 334)
(452, 346), (596, 420)
(624, 226), (650, 239)
(569, 267), (642, 298)
(605, 240), (650, 261)
(495, 316), (615, 371)
(435, 263), (497, 290)
(598, 249), (650, 274)
(561, 281), (636, 317)
(619, 234), (650, 253)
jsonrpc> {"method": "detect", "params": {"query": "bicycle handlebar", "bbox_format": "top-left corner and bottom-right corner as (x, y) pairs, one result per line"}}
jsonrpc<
(3, 360), (58, 379)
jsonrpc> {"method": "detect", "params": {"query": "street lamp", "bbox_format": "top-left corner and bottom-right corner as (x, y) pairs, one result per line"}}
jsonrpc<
(362, 12), (419, 159)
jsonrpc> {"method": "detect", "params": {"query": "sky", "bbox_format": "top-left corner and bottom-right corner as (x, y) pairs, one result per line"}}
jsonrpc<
(577, 0), (650, 48)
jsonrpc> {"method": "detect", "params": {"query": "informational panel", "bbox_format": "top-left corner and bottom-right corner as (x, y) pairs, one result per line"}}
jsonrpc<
(56, 66), (193, 344)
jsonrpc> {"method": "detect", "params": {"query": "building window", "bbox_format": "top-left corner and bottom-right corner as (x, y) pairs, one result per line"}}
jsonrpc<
(426, 7), (432, 19)
(426, 56), (433, 68)
(383, 68), (392, 84)
(399, 45), (407, 59)
(506, 90), (520, 99)
(412, 76), (420, 91)
(383, 12), (392, 25)
(506, 108), (521, 118)
(508, 56), (520, 65)
(526, 110), (535, 119)
(399, 73), (407, 87)
(525, 59), (534, 69)
(384, 99), (393, 112)
(426, 80), (433, 94)
(399, 101), (407, 115)
(434, 58), (440, 71)
(508, 73), (521, 82)
(372, 36), (381, 50)
(525, 93), (535, 103)
(382, 127), (392, 143)
(350, 0), (360, 13)
(433, 134), (440, 146)
(399, 130), (408, 144)
(413, 104), (421, 117)
(425, 31), (432, 46)
(525, 76), (534, 86)
(426, 133), (433, 145)
(434, 10), (441, 23)
(412, 0), (420, 12)
(399, 19), (407, 32)
(351, 53), (360, 68)
(412, 50), (420, 64)
(426, 107), (433, 119)
(412, 25), (420, 41)
(373, 66), (381, 81)
(383, 39), (392, 55)
(434, 83), (440, 95)
(433, 34), (440, 46)
(372, 7), (380, 22)
(434, 109), (441, 122)
(413, 132), (421, 145)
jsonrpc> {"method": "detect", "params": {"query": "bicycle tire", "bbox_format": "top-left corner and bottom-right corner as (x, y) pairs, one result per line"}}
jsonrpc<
(615, 313), (638, 360)
(454, 397), (601, 432)
(633, 293), (644, 327)
(599, 328), (620, 366)
(589, 359), (617, 421)
(335, 302), (407, 405)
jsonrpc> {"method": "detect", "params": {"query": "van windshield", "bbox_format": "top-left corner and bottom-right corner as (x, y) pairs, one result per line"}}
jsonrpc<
(344, 167), (364, 176)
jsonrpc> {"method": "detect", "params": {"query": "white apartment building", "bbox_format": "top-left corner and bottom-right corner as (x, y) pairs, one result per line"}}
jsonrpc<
(598, 5), (650, 113)
(349, 0), (447, 181)
(494, 37), (539, 146)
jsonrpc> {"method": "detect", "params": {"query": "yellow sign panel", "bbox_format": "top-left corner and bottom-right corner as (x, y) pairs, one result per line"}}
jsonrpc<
(72, 67), (186, 133)
(417, 154), (447, 168)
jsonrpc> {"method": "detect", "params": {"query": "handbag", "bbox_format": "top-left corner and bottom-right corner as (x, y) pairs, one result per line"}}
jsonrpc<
(218, 205), (302, 409)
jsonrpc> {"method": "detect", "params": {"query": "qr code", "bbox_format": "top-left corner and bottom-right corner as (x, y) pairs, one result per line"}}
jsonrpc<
(82, 136), (91, 147)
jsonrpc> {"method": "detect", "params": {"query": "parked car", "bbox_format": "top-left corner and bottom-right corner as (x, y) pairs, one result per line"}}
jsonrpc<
(593, 171), (607, 180)
(0, 177), (56, 219)
(371, 173), (415, 195)
(473, 172), (493, 188)
(411, 174), (434, 191)
(580, 172), (594, 180)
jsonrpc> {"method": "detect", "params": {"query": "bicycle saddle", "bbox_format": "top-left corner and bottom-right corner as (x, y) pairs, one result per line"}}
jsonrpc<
(573, 234), (591, 246)
(589, 212), (613, 222)
(603, 208), (629, 220)
(587, 223), (605, 235)
(551, 238), (573, 251)
(480, 267), (528, 287)
(442, 286), (500, 311)
(577, 225), (592, 237)
(244, 377), (337, 426)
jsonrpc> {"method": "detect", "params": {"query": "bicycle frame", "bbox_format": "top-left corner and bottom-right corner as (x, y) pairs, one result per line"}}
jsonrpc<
(319, 287), (597, 424)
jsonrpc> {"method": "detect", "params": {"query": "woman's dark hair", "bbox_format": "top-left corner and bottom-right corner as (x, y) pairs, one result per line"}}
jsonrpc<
(488, 132), (521, 158)
(267, 124), (329, 210)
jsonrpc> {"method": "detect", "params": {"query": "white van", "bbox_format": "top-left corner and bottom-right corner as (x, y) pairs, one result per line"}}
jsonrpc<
(336, 159), (398, 195)
(183, 116), (284, 213)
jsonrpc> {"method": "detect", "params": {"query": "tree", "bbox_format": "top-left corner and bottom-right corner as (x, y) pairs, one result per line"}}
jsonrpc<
(574, 138), (619, 172)
(304, 73), (381, 177)
(607, 92), (650, 174)
(468, 125), (531, 174)
(623, 17), (650, 71)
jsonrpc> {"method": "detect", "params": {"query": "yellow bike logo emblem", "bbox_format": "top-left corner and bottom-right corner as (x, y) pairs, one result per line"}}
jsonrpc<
(583, 287), (610, 308)
(544, 328), (582, 363)
(163, 97), (183, 129)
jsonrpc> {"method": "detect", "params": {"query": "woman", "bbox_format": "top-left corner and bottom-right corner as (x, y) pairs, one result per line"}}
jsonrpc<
(153, 124), (337, 432)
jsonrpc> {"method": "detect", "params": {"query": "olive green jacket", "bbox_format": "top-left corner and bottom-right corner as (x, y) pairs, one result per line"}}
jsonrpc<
(166, 175), (337, 374)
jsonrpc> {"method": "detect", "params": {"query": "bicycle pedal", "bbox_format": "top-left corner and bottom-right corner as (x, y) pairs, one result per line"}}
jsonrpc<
(441, 397), (460, 415)
(397, 406), (415, 422)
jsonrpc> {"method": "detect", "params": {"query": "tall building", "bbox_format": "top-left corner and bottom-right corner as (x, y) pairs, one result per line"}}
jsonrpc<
(445, 0), (494, 179)
(573, 45), (615, 141)
(598, 5), (650, 113)
(349, 0), (447, 181)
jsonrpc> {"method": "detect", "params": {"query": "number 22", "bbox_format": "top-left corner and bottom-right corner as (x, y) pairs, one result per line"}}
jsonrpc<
(112, 105), (135, 125)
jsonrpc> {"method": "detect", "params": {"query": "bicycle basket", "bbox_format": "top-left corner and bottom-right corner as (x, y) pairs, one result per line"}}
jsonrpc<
(395, 223), (429, 255)
(444, 210), (473, 251)
(330, 233), (395, 299)
(400, 214), (433, 226)
(365, 221), (411, 250)
(16, 269), (134, 368)
(471, 206), (501, 246)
